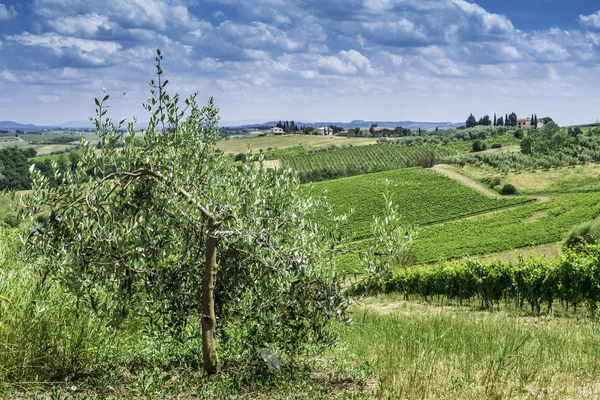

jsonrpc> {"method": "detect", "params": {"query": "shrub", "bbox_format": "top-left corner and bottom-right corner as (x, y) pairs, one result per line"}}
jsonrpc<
(472, 140), (486, 152)
(514, 129), (524, 139)
(234, 153), (246, 162)
(491, 143), (502, 149)
(564, 219), (600, 250)
(489, 176), (501, 188)
(501, 184), (517, 195)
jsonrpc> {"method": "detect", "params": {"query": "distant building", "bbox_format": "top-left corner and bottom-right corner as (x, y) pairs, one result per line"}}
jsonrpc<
(317, 126), (333, 136)
(517, 118), (532, 129)
(270, 127), (285, 135)
(372, 127), (393, 136)
(337, 130), (355, 137)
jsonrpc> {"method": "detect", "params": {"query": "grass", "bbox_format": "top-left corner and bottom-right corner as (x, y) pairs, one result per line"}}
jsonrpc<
(217, 134), (377, 155)
(442, 162), (600, 195)
(340, 296), (600, 399)
(310, 168), (530, 242)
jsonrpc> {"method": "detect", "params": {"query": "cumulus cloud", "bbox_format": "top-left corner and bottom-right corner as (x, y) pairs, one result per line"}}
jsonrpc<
(1, 0), (600, 125)
(0, 3), (16, 20)
(33, 0), (201, 32)
(580, 10), (600, 31)
(6, 32), (123, 67)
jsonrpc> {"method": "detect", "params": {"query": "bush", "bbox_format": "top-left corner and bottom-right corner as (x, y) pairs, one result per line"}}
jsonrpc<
(2, 214), (19, 228)
(501, 184), (517, 195)
(491, 143), (502, 149)
(234, 153), (246, 162)
(564, 219), (600, 250)
(514, 129), (524, 139)
(489, 176), (501, 188)
(472, 140), (486, 152)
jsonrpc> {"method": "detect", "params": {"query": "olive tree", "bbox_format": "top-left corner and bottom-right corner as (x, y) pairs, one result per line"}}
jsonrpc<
(22, 50), (346, 375)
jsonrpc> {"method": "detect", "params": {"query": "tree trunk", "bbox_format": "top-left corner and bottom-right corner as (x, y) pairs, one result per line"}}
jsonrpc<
(202, 217), (220, 375)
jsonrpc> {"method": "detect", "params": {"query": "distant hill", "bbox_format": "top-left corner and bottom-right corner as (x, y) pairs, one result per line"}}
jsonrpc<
(1, 119), (463, 132)
(228, 120), (463, 131)
(0, 121), (53, 130)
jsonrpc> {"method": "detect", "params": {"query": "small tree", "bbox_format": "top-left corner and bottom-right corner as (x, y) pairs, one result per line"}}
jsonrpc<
(22, 50), (346, 375)
(472, 140), (486, 152)
(360, 182), (417, 292)
(466, 113), (477, 128)
(501, 184), (517, 195)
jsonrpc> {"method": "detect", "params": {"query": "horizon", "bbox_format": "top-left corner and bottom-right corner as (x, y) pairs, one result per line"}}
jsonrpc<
(1, 1), (600, 126)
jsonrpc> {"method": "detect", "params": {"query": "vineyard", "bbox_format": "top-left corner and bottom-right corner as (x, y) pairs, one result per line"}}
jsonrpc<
(309, 168), (530, 242)
(282, 144), (456, 182)
(338, 192), (600, 272)
(351, 248), (600, 314)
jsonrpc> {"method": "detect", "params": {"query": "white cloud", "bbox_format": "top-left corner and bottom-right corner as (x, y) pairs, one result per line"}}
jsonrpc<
(47, 13), (113, 37)
(580, 10), (600, 31)
(33, 0), (201, 32)
(0, 3), (16, 20)
(6, 32), (122, 66)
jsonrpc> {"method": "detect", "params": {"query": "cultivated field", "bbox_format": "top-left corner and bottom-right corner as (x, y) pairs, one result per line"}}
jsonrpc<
(217, 134), (377, 154)
(309, 168), (529, 242)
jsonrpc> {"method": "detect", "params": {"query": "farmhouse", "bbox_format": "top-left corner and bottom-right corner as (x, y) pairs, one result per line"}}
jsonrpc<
(270, 127), (285, 135)
(317, 126), (333, 136)
(517, 118), (532, 129)
(373, 127), (393, 136)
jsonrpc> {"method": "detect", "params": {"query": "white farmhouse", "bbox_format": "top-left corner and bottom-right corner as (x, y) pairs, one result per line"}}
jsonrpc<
(317, 126), (332, 136)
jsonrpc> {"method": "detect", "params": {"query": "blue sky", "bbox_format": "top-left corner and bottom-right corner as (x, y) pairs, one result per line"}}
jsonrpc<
(1, 1), (600, 126)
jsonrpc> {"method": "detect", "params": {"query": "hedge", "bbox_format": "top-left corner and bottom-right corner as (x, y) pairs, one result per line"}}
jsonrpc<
(351, 247), (600, 313)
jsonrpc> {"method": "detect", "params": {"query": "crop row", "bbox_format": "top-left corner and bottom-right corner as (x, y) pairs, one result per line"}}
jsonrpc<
(309, 168), (529, 242)
(282, 145), (455, 182)
(338, 192), (600, 273)
(351, 250), (600, 313)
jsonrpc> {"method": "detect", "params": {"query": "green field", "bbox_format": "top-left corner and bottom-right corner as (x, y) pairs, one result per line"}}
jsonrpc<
(339, 192), (600, 272)
(217, 134), (377, 155)
(309, 168), (530, 242)
(285, 144), (454, 175)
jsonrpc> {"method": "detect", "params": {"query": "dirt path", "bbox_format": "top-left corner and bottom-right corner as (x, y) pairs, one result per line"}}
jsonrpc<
(432, 165), (551, 204)
(431, 165), (503, 198)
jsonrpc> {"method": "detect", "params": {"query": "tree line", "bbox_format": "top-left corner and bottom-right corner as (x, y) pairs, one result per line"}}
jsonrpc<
(466, 112), (539, 129)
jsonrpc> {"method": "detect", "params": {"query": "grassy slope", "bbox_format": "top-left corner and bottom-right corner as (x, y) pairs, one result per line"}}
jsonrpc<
(341, 297), (600, 399)
(309, 168), (530, 242)
(442, 162), (600, 195)
(217, 134), (377, 155)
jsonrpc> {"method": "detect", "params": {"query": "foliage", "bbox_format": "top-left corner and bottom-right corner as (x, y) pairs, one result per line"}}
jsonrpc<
(472, 140), (486, 152)
(359, 182), (417, 293)
(501, 184), (517, 195)
(352, 248), (600, 314)
(0, 227), (112, 384)
(21, 50), (346, 375)
(444, 125), (600, 172)
(0, 148), (36, 190)
(564, 219), (600, 250)
(489, 176), (501, 188)
(514, 129), (524, 139)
